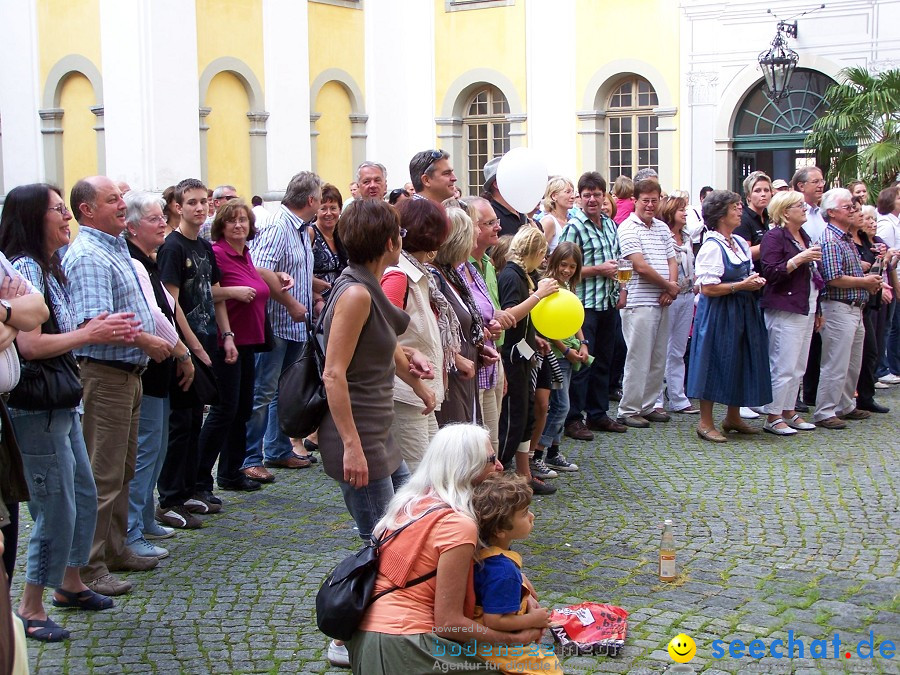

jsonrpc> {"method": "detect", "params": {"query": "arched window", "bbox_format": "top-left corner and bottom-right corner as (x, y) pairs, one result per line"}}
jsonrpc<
(607, 77), (658, 179)
(463, 86), (510, 196)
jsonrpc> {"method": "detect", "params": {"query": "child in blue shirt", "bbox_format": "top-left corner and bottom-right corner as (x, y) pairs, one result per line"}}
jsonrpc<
(472, 473), (562, 674)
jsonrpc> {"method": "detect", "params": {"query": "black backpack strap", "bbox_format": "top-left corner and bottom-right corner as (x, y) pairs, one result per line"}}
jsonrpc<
(369, 569), (439, 604)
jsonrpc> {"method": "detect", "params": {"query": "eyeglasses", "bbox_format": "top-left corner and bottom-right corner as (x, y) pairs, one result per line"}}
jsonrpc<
(486, 453), (497, 465)
(222, 195), (238, 202)
(227, 217), (251, 225)
(480, 218), (501, 228)
(581, 192), (604, 201)
(143, 214), (167, 225)
(47, 203), (70, 217)
(835, 205), (855, 212)
(399, 227), (408, 238)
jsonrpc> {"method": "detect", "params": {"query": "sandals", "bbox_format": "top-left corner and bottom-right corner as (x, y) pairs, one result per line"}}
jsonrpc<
(16, 614), (70, 642)
(52, 587), (114, 611)
(697, 427), (727, 443)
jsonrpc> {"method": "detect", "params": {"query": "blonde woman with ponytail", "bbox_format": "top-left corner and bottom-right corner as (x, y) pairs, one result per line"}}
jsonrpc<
(497, 226), (559, 494)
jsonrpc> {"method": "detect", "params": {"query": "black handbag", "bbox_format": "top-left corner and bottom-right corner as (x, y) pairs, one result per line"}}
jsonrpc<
(7, 281), (83, 411)
(169, 353), (220, 410)
(277, 316), (326, 438)
(316, 505), (449, 640)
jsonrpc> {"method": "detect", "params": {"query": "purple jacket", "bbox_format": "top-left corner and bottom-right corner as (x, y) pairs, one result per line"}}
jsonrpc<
(760, 227), (820, 315)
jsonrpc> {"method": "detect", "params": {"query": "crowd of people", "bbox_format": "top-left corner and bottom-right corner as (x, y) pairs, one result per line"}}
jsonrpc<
(1, 148), (899, 673)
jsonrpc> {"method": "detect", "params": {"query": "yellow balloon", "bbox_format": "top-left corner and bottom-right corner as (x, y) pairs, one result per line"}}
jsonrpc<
(530, 289), (585, 339)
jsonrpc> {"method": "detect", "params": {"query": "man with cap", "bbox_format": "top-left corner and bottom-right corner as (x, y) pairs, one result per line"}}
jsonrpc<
(483, 157), (528, 237)
(772, 179), (791, 192)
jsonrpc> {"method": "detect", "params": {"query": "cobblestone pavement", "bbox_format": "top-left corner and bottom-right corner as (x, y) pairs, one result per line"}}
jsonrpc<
(13, 387), (900, 674)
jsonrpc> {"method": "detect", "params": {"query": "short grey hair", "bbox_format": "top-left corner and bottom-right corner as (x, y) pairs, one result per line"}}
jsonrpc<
(436, 207), (475, 266)
(283, 171), (323, 209)
(409, 149), (450, 192)
(821, 188), (852, 221)
(634, 168), (659, 181)
(790, 166), (822, 191)
(124, 191), (165, 231)
(701, 190), (742, 231)
(212, 185), (236, 200)
(355, 161), (387, 183)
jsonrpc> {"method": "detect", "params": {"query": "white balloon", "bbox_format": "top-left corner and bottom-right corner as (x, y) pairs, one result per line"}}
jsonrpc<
(496, 148), (548, 215)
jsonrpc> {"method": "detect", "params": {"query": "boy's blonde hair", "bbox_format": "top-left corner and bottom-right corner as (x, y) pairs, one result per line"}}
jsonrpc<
(472, 473), (533, 544)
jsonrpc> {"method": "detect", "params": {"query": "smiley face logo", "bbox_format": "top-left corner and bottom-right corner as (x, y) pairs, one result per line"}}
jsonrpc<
(667, 633), (696, 663)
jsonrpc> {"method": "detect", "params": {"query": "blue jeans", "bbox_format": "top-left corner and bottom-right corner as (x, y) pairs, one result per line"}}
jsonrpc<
(127, 395), (170, 543)
(338, 462), (411, 541)
(877, 301), (900, 377)
(540, 358), (572, 448)
(242, 336), (303, 469)
(14, 410), (98, 587)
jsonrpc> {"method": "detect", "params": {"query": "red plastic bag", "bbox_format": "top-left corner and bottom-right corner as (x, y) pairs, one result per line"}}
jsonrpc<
(548, 602), (628, 656)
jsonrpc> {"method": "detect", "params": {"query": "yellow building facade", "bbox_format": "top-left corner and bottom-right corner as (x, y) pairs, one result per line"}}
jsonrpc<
(2, 0), (683, 202)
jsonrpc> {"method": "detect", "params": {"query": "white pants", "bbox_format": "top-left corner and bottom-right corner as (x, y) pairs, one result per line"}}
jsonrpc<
(814, 300), (865, 421)
(478, 361), (505, 453)
(620, 305), (670, 417)
(762, 308), (816, 416)
(390, 401), (439, 471)
(655, 292), (694, 411)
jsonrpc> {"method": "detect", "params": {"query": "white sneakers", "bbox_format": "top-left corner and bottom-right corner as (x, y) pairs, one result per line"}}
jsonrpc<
(327, 640), (350, 668)
(739, 407), (760, 419)
(878, 373), (900, 385)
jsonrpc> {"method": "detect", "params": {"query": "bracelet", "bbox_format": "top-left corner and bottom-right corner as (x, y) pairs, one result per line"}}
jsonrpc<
(176, 350), (192, 363)
(222, 331), (235, 339)
(563, 347), (571, 355)
(730, 283), (736, 294)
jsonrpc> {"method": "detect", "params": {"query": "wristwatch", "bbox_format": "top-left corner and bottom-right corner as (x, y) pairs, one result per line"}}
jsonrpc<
(579, 339), (589, 346)
(176, 350), (192, 363)
(0, 300), (11, 324)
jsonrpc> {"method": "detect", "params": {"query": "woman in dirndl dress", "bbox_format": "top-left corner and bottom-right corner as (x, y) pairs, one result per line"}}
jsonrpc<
(687, 190), (772, 442)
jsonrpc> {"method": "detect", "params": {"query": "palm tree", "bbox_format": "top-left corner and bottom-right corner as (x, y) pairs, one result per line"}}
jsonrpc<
(805, 66), (900, 191)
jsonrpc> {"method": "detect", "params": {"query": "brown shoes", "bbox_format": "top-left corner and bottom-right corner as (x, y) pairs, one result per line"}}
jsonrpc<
(85, 574), (132, 596)
(242, 466), (275, 483)
(564, 420), (594, 441)
(697, 427), (727, 443)
(108, 551), (158, 572)
(264, 456), (311, 469)
(839, 408), (871, 421)
(589, 416), (628, 433)
(721, 420), (761, 434)
(816, 416), (848, 429)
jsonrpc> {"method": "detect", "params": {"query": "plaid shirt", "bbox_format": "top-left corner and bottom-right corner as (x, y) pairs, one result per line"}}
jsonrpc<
(62, 225), (155, 364)
(250, 204), (313, 342)
(560, 208), (620, 310)
(819, 221), (868, 304)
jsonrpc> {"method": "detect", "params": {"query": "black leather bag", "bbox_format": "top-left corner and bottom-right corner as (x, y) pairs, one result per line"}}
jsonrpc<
(7, 281), (83, 411)
(277, 317), (326, 439)
(169, 353), (220, 410)
(316, 506), (448, 640)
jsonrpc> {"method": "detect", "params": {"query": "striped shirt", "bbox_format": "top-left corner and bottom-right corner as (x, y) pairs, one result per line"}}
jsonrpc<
(62, 225), (155, 364)
(618, 213), (676, 307)
(250, 204), (313, 342)
(460, 260), (497, 390)
(559, 208), (619, 310)
(819, 221), (868, 304)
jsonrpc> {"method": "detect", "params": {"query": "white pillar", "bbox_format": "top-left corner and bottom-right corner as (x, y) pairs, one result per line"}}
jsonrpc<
(364, 0), (435, 188)
(99, 0), (200, 192)
(686, 71), (719, 198)
(263, 0), (311, 197)
(0, 0), (43, 192)
(525, 0), (576, 177)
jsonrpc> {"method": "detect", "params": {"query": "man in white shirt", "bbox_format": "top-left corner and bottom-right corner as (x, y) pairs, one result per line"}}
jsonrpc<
(616, 179), (678, 428)
(792, 167), (826, 242)
(251, 195), (269, 224)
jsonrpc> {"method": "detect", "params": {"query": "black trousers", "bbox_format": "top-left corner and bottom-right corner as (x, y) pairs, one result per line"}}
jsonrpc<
(2, 502), (17, 585)
(566, 306), (619, 424)
(158, 335), (217, 507)
(196, 346), (255, 490)
(857, 306), (886, 405)
(498, 355), (534, 467)
(802, 331), (822, 405)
